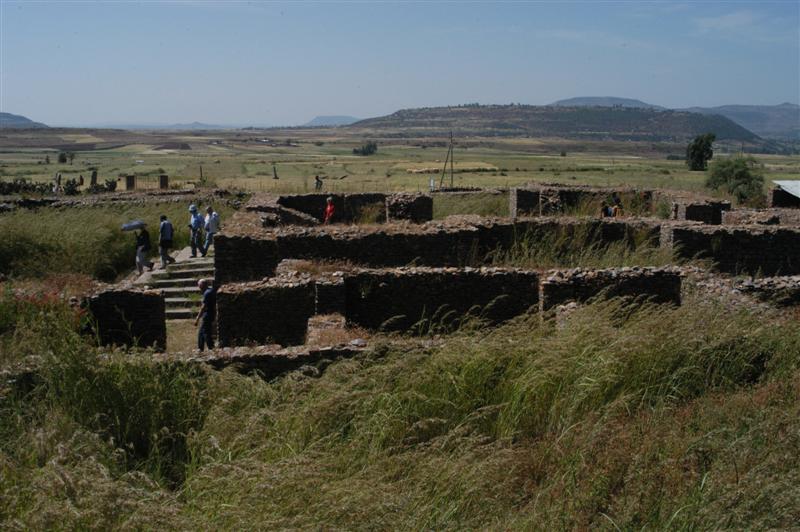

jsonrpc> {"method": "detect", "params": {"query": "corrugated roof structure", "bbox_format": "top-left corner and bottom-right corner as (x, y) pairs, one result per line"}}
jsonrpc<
(774, 181), (800, 200)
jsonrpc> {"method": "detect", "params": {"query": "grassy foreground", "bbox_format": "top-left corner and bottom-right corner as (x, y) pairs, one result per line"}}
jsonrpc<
(1, 290), (799, 529)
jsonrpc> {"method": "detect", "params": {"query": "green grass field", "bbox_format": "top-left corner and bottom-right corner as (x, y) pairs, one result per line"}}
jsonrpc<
(1, 130), (797, 198)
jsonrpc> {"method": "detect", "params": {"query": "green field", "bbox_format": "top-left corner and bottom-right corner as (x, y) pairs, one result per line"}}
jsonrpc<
(1, 129), (797, 199)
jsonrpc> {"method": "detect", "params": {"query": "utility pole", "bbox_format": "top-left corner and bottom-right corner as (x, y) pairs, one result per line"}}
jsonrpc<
(438, 131), (456, 189)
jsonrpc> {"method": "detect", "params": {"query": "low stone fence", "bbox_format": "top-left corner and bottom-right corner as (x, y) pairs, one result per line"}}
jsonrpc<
(163, 344), (365, 380)
(216, 266), (682, 347)
(86, 288), (166, 350)
(540, 267), (682, 311)
(722, 208), (800, 226)
(671, 200), (731, 225)
(734, 276), (800, 307)
(661, 224), (800, 275)
(215, 215), (661, 283)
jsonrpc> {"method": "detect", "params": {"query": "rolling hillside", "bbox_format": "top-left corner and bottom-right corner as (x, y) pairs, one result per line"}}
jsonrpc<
(351, 104), (759, 141)
(0, 112), (48, 129)
(303, 115), (361, 127)
(682, 103), (800, 140)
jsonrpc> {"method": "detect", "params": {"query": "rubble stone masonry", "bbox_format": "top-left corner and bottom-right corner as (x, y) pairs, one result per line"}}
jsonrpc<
(215, 215), (661, 283)
(216, 266), (683, 347)
(661, 224), (800, 275)
(86, 288), (166, 350)
(539, 267), (682, 311)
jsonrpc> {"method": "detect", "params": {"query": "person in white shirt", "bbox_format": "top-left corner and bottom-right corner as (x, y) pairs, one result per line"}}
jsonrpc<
(202, 206), (220, 257)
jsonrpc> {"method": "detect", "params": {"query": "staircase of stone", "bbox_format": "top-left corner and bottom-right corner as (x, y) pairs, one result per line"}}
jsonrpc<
(136, 247), (215, 320)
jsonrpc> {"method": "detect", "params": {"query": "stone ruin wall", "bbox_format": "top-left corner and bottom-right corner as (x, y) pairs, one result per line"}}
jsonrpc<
(540, 267), (682, 311)
(661, 224), (800, 275)
(86, 287), (166, 350)
(722, 208), (800, 226)
(733, 276), (800, 307)
(246, 192), (433, 227)
(214, 216), (661, 283)
(216, 266), (682, 347)
(509, 185), (731, 225)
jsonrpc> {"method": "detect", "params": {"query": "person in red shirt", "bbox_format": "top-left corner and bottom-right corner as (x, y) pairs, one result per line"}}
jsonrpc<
(323, 196), (335, 224)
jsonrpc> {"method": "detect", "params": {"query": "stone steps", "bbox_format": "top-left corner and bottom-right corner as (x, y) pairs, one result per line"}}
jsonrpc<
(153, 277), (202, 288)
(158, 247), (215, 320)
(151, 267), (215, 280)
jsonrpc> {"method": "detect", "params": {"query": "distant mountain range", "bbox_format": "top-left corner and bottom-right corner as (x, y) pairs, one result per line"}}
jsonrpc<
(351, 104), (759, 142)
(681, 103), (799, 140)
(0, 112), (49, 129)
(550, 97), (799, 139)
(303, 115), (361, 127)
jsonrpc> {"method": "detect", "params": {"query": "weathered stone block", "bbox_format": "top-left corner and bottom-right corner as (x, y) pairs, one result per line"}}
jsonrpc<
(217, 280), (316, 347)
(87, 288), (166, 350)
(386, 193), (433, 223)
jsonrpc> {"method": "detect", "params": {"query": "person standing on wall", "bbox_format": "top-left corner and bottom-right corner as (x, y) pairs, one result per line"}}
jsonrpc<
(158, 214), (177, 269)
(202, 205), (220, 257)
(194, 278), (216, 351)
(188, 204), (204, 258)
(323, 196), (335, 224)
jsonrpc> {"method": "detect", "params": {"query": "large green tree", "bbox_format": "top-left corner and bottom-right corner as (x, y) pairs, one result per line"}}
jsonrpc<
(686, 133), (716, 171)
(705, 156), (765, 205)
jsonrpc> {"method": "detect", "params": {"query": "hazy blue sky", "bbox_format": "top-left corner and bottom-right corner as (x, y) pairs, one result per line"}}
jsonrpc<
(1, 1), (798, 126)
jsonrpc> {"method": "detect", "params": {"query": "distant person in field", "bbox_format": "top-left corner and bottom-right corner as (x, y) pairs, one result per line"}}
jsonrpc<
(188, 204), (204, 258)
(323, 196), (335, 224)
(134, 226), (154, 274)
(600, 201), (613, 218)
(314, 175), (323, 191)
(158, 214), (177, 268)
(194, 278), (216, 351)
(202, 206), (220, 257)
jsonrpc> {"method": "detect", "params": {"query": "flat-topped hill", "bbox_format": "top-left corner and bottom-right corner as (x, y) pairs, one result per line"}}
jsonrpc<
(351, 104), (759, 141)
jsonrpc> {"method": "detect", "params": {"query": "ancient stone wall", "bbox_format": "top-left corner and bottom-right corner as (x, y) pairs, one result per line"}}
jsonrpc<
(172, 344), (364, 379)
(386, 193), (434, 223)
(673, 200), (731, 225)
(722, 208), (800, 226)
(510, 185), (653, 217)
(540, 267), (682, 311)
(215, 216), (662, 283)
(86, 288), (166, 350)
(344, 267), (540, 331)
(215, 265), (683, 346)
(662, 224), (800, 275)
(216, 279), (316, 347)
(734, 276), (800, 307)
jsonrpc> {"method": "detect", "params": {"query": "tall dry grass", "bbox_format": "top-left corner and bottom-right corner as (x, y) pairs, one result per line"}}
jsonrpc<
(2, 290), (799, 528)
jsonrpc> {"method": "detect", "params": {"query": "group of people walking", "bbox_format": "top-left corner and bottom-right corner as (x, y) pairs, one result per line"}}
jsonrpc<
(132, 204), (221, 274)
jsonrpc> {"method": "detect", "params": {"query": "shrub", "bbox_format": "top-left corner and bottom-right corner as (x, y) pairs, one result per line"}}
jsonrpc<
(353, 141), (378, 156)
(705, 156), (765, 205)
